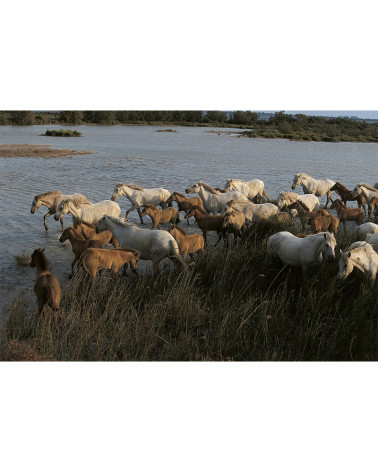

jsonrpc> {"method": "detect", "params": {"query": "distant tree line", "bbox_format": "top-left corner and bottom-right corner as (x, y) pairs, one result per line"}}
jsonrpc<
(0, 110), (377, 142)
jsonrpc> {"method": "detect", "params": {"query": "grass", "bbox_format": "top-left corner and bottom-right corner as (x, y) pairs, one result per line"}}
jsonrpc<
(240, 130), (378, 143)
(14, 254), (32, 266)
(2, 219), (378, 361)
(44, 129), (82, 137)
(0, 144), (93, 158)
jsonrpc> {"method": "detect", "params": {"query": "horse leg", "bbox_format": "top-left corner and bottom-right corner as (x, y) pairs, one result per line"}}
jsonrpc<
(152, 259), (161, 275)
(137, 207), (144, 224)
(160, 201), (168, 209)
(70, 255), (79, 278)
(43, 212), (52, 231)
(202, 231), (208, 247)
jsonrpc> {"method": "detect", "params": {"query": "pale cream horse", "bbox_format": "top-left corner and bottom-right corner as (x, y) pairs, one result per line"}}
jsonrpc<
(291, 173), (335, 208)
(30, 191), (90, 231)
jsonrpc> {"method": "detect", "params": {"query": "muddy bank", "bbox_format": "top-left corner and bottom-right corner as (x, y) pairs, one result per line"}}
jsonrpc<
(0, 144), (93, 158)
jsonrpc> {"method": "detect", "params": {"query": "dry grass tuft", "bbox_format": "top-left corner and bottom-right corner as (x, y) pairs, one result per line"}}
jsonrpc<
(0, 340), (55, 361)
(14, 254), (32, 266)
(0, 144), (93, 158)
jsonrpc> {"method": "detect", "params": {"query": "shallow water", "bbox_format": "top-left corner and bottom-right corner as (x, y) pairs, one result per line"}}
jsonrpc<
(1, 124), (377, 316)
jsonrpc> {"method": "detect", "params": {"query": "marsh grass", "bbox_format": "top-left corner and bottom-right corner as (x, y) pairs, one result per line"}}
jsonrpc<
(2, 221), (378, 361)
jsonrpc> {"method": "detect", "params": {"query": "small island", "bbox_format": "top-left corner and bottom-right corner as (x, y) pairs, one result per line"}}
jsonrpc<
(44, 129), (82, 137)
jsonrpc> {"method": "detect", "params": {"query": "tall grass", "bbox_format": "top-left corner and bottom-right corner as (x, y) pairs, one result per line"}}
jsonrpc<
(2, 220), (378, 361)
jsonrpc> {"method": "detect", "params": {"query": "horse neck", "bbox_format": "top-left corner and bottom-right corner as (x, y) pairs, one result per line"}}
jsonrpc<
(34, 254), (50, 275)
(38, 194), (56, 209)
(65, 201), (81, 218)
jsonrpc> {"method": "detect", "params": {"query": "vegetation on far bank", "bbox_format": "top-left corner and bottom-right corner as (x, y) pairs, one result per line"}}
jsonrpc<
(0, 144), (93, 158)
(1, 219), (378, 362)
(0, 110), (377, 143)
(44, 129), (82, 137)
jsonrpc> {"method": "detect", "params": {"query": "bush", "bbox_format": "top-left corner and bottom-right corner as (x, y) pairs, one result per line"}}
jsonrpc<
(45, 129), (82, 137)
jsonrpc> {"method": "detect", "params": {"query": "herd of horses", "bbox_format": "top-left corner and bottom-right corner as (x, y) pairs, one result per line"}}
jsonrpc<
(28, 173), (378, 315)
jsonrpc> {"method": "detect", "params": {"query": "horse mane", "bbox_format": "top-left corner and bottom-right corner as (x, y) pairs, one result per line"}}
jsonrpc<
(143, 204), (158, 210)
(34, 190), (62, 199)
(65, 197), (90, 208)
(197, 181), (220, 194)
(172, 191), (186, 198)
(33, 248), (51, 271)
(171, 225), (187, 235)
(333, 181), (347, 190)
(294, 173), (311, 180)
(74, 220), (95, 229)
(125, 183), (145, 191)
(359, 183), (378, 192)
(190, 205), (208, 214)
(333, 198), (345, 206)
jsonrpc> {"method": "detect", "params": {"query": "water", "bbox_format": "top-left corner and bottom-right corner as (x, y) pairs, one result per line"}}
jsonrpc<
(0, 124), (377, 316)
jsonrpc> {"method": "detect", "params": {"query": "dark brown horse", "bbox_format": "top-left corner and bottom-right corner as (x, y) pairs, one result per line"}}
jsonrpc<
(330, 182), (367, 214)
(30, 248), (61, 315)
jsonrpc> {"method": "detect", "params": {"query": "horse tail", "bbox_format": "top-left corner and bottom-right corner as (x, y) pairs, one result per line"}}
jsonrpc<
(262, 187), (269, 202)
(169, 238), (188, 271)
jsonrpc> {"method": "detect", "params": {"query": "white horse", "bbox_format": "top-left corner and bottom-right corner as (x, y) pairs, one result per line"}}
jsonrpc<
(350, 184), (378, 219)
(291, 173), (335, 207)
(96, 215), (187, 273)
(54, 198), (121, 225)
(30, 191), (90, 231)
(366, 233), (378, 253)
(337, 242), (378, 281)
(222, 199), (278, 224)
(355, 222), (378, 241)
(111, 183), (171, 224)
(277, 191), (320, 212)
(267, 231), (337, 270)
(185, 181), (248, 214)
(224, 179), (269, 202)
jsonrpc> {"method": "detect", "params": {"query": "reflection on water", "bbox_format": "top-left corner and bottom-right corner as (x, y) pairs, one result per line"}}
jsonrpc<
(0, 124), (377, 316)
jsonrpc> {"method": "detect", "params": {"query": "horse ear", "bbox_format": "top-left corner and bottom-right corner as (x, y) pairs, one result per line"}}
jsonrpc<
(324, 233), (327, 239)
(347, 252), (351, 258)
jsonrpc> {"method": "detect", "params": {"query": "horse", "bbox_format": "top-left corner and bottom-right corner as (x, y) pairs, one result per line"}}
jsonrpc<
(267, 231), (337, 270)
(222, 210), (246, 246)
(350, 184), (378, 219)
(355, 222), (378, 241)
(337, 242), (378, 281)
(185, 181), (249, 215)
(30, 248), (61, 315)
(168, 224), (205, 260)
(73, 220), (119, 248)
(285, 201), (329, 232)
(277, 191), (320, 212)
(59, 226), (103, 276)
(329, 182), (367, 214)
(167, 192), (203, 225)
(224, 179), (269, 202)
(54, 198), (122, 225)
(291, 173), (335, 207)
(311, 213), (339, 235)
(330, 199), (364, 231)
(96, 215), (187, 273)
(222, 199), (278, 224)
(184, 206), (226, 246)
(80, 247), (140, 281)
(111, 183), (171, 224)
(140, 204), (180, 229)
(30, 191), (90, 231)
(366, 233), (378, 254)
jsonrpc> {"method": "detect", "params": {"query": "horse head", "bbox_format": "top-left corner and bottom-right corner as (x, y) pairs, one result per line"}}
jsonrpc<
(321, 232), (336, 261)
(350, 185), (361, 198)
(185, 183), (201, 194)
(291, 174), (302, 190)
(111, 183), (124, 201)
(336, 250), (353, 279)
(30, 195), (41, 214)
